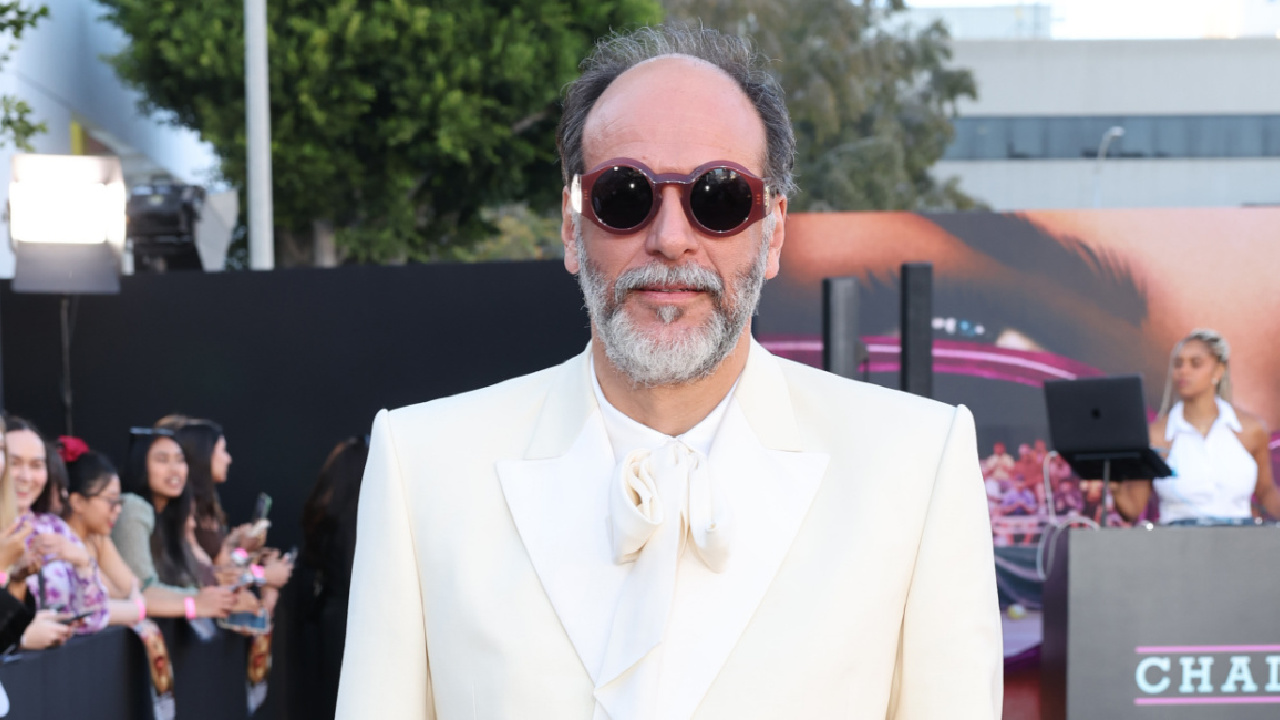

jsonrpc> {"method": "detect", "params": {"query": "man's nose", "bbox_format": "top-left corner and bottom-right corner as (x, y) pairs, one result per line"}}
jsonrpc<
(644, 186), (699, 260)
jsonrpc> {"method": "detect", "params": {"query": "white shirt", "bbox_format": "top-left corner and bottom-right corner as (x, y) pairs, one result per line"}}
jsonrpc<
(588, 361), (739, 720)
(590, 360), (735, 462)
(1155, 398), (1257, 523)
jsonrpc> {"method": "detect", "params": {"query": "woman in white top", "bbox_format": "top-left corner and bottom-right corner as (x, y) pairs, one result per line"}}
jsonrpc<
(1114, 329), (1280, 524)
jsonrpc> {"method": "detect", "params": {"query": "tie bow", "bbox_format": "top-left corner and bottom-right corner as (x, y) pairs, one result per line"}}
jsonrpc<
(607, 440), (732, 573)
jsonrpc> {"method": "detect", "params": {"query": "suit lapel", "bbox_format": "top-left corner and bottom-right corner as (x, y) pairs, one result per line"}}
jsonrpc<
(499, 341), (831, 720)
(597, 342), (831, 720)
(496, 347), (630, 686)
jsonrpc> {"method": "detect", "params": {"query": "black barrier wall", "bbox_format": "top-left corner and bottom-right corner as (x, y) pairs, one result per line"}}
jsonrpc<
(1, 261), (590, 552)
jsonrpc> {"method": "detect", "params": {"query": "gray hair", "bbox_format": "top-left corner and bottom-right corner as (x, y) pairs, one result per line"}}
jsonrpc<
(1159, 328), (1233, 416)
(557, 24), (797, 200)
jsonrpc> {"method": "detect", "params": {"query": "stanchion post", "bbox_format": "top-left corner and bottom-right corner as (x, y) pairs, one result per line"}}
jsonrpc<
(900, 262), (933, 398)
(822, 277), (862, 380)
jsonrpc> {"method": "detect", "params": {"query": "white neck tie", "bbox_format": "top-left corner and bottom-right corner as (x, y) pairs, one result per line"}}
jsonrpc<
(597, 440), (733, 692)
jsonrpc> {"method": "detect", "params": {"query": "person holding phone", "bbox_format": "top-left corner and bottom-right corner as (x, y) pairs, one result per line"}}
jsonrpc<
(112, 426), (238, 619)
(60, 442), (238, 624)
(166, 418), (292, 585)
(4, 417), (108, 643)
(0, 416), (62, 652)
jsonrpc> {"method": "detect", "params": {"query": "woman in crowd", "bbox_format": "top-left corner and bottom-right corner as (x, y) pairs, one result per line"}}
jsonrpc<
(60, 442), (236, 623)
(171, 418), (232, 560)
(3, 418), (89, 648)
(0, 415), (57, 651)
(112, 426), (237, 617)
(168, 418), (292, 598)
(1114, 329), (1280, 524)
(294, 436), (369, 720)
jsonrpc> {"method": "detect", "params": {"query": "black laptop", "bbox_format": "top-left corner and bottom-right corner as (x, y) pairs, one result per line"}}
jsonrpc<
(1043, 375), (1172, 481)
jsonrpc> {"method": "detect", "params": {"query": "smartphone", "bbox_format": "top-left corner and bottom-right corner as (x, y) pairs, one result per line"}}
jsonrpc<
(252, 493), (273, 522)
(58, 610), (94, 625)
(218, 610), (271, 635)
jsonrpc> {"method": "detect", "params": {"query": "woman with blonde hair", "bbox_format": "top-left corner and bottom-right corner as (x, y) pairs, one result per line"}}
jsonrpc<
(1114, 329), (1280, 524)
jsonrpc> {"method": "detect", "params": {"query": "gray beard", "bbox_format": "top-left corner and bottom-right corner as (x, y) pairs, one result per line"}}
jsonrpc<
(574, 217), (773, 387)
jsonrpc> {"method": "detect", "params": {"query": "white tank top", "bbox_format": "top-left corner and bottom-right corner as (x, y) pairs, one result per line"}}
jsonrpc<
(1154, 398), (1257, 523)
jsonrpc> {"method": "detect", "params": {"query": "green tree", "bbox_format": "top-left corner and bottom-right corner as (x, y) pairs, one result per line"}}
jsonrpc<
(98, 0), (662, 265)
(664, 0), (980, 211)
(0, 2), (49, 150)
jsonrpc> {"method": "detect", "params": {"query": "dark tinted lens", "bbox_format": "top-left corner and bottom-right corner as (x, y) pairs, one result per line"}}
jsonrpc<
(690, 168), (754, 232)
(591, 166), (652, 230)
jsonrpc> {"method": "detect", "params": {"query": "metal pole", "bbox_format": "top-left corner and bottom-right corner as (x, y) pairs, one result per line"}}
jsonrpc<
(60, 296), (73, 435)
(900, 263), (933, 399)
(1100, 460), (1111, 529)
(245, 0), (275, 270)
(1091, 126), (1124, 209)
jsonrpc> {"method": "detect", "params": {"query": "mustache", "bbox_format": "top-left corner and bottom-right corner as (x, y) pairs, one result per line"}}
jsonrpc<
(611, 263), (724, 304)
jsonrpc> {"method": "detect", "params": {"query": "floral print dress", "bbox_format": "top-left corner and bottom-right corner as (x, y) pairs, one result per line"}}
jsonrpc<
(21, 512), (111, 635)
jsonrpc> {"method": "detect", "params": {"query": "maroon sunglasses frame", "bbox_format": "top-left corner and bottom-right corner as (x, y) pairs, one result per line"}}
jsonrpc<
(574, 157), (770, 237)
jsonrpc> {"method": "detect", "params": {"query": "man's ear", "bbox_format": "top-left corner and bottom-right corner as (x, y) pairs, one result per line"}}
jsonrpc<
(764, 194), (787, 280)
(562, 188), (580, 275)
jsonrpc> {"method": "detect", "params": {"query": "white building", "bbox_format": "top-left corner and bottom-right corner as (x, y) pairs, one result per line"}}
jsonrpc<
(934, 38), (1280, 209)
(0, 0), (218, 277)
(899, 4), (1052, 40)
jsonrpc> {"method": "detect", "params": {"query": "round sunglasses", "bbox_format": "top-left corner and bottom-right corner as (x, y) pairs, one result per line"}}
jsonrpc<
(571, 158), (770, 237)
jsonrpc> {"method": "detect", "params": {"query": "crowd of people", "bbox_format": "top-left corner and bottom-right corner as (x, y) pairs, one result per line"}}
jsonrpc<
(984, 439), (1127, 545)
(0, 411), (370, 718)
(0, 414), (292, 651)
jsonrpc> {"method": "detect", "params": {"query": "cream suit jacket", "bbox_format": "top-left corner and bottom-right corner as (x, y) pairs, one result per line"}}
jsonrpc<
(336, 341), (1002, 720)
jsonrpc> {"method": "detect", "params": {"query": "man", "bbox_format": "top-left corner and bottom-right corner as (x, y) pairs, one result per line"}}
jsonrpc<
(337, 25), (1001, 720)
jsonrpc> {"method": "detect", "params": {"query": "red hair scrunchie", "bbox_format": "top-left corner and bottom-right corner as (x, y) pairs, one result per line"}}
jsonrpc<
(57, 435), (90, 464)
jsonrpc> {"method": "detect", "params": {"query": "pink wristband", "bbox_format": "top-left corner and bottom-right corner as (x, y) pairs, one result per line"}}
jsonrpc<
(134, 595), (147, 622)
(250, 564), (266, 583)
(184, 596), (197, 620)
(0, 571), (8, 586)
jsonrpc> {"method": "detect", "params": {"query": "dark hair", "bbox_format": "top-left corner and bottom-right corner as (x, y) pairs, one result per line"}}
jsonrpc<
(169, 420), (227, 543)
(557, 24), (797, 199)
(122, 427), (198, 587)
(35, 440), (67, 515)
(65, 450), (118, 499)
(301, 437), (370, 589)
(3, 416), (39, 435)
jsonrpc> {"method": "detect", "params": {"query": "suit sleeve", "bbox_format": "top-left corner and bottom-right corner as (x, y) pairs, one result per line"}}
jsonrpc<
(889, 405), (1003, 720)
(336, 410), (435, 720)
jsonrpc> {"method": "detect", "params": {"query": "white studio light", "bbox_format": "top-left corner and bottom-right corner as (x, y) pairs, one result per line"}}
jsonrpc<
(8, 154), (128, 248)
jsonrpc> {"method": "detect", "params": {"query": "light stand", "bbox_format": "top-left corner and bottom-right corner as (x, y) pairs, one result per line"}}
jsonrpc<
(7, 154), (126, 435)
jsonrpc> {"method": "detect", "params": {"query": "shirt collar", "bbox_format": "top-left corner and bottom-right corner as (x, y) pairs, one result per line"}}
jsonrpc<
(1165, 396), (1242, 441)
(590, 355), (738, 460)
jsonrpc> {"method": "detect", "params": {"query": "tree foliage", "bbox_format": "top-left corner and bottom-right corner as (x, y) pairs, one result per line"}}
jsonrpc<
(664, 0), (980, 212)
(98, 0), (662, 264)
(0, 2), (49, 151)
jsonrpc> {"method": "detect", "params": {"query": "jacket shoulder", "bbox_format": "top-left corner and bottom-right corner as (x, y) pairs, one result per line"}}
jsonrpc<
(381, 356), (569, 438)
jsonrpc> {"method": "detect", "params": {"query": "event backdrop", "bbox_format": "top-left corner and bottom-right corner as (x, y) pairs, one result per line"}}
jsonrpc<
(4, 208), (1277, 605)
(755, 207), (1280, 616)
(1, 261), (591, 553)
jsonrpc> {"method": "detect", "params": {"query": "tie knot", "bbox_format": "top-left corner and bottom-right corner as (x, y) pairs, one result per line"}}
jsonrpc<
(653, 439), (700, 475)
(607, 442), (732, 573)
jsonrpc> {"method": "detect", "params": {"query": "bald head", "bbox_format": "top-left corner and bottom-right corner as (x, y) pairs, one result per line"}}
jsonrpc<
(557, 25), (796, 198)
(581, 56), (767, 176)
